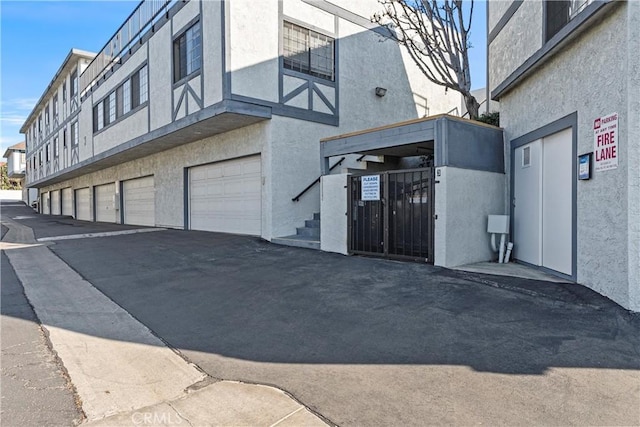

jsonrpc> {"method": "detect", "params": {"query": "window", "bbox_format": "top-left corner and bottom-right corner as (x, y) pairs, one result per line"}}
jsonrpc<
(70, 69), (78, 97)
(97, 102), (104, 130)
(54, 137), (59, 157)
(173, 21), (201, 82)
(123, 80), (131, 114)
(545, 0), (593, 41)
(63, 82), (67, 102)
(283, 21), (335, 81)
(139, 65), (148, 103)
(71, 122), (79, 146)
(45, 103), (50, 127)
(45, 143), (50, 162)
(107, 92), (116, 125)
(39, 150), (42, 166)
(63, 128), (67, 147)
(131, 65), (148, 109)
(523, 146), (531, 167)
(53, 94), (58, 117)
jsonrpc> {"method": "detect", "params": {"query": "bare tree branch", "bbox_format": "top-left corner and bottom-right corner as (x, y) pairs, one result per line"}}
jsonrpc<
(373, 0), (480, 119)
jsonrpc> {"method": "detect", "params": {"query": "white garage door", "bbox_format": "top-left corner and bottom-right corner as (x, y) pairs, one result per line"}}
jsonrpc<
(123, 176), (155, 226)
(189, 155), (262, 235)
(95, 183), (116, 223)
(75, 188), (91, 221)
(42, 192), (50, 215)
(62, 188), (73, 216)
(51, 190), (61, 215)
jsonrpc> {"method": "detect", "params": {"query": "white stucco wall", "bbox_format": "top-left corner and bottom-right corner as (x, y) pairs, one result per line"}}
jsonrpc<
(229, 0), (279, 103)
(320, 173), (349, 255)
(434, 166), (506, 268)
(494, 3), (637, 310)
(626, 0), (640, 311)
(488, 1), (542, 91)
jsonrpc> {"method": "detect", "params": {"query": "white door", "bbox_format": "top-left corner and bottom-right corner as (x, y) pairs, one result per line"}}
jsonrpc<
(62, 188), (73, 216)
(513, 128), (572, 276)
(189, 155), (262, 235)
(51, 190), (61, 215)
(42, 192), (51, 215)
(542, 128), (572, 275)
(514, 140), (542, 266)
(95, 183), (116, 223)
(123, 176), (155, 226)
(75, 188), (91, 221)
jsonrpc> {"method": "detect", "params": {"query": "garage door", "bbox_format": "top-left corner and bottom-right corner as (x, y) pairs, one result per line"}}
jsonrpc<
(95, 183), (116, 223)
(189, 155), (261, 235)
(75, 188), (91, 221)
(42, 192), (50, 215)
(51, 190), (61, 215)
(62, 188), (73, 216)
(123, 176), (155, 226)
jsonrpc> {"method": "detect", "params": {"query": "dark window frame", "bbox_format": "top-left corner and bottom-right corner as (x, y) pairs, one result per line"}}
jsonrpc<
(283, 20), (335, 82)
(173, 21), (202, 84)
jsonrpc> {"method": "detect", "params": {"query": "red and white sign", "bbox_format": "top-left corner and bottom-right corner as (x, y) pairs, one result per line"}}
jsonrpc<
(593, 112), (618, 172)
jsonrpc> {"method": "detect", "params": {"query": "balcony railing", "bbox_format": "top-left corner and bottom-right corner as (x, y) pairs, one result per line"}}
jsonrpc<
(80, 0), (177, 97)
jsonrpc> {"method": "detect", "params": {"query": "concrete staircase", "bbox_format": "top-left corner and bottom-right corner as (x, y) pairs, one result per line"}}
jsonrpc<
(272, 213), (320, 250)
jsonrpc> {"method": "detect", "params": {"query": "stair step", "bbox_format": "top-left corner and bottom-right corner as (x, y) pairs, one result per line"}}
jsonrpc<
(272, 235), (320, 250)
(305, 219), (320, 228)
(297, 227), (320, 238)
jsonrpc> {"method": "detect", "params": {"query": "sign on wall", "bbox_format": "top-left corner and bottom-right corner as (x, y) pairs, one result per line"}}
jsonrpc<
(593, 112), (618, 172)
(361, 175), (380, 201)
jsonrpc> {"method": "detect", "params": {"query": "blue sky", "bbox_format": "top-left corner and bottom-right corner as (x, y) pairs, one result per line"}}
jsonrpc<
(0, 0), (487, 155)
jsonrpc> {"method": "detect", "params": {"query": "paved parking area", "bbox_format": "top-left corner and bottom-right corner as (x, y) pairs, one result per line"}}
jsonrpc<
(3, 201), (640, 426)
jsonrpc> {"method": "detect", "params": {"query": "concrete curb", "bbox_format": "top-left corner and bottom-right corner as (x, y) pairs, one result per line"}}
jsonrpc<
(85, 380), (328, 427)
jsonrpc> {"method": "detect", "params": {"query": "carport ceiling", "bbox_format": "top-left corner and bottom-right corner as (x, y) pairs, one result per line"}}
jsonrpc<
(356, 141), (434, 158)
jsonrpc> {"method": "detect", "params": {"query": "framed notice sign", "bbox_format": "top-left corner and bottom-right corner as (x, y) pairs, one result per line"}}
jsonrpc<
(578, 152), (592, 180)
(361, 175), (380, 201)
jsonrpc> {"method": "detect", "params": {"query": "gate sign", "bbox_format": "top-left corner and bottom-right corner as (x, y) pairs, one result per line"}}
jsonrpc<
(361, 175), (380, 201)
(593, 112), (618, 172)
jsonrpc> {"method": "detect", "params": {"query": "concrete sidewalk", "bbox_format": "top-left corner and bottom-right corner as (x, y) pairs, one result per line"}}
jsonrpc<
(1, 202), (327, 426)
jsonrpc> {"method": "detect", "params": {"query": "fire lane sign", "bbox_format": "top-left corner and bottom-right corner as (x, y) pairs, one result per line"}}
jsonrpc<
(593, 112), (618, 172)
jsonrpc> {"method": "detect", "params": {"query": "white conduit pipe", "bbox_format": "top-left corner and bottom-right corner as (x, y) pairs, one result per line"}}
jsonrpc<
(504, 242), (514, 263)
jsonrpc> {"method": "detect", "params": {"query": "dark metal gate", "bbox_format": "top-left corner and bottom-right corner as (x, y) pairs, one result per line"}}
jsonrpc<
(348, 168), (434, 263)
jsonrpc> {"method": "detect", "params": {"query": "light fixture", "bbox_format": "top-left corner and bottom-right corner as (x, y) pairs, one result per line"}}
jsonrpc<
(375, 87), (387, 97)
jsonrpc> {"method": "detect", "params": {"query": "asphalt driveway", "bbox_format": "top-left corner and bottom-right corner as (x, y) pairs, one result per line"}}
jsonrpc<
(3, 201), (640, 426)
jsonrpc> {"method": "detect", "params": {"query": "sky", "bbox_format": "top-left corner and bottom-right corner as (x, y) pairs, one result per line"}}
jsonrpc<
(0, 0), (487, 156)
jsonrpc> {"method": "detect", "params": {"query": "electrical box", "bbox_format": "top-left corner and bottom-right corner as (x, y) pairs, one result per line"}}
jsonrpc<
(487, 215), (509, 234)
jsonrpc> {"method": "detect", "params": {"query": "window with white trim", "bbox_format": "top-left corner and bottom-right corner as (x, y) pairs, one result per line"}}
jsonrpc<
(283, 21), (335, 81)
(71, 122), (79, 146)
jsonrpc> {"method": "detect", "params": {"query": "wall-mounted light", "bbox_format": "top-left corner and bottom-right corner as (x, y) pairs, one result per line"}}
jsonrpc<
(375, 87), (387, 97)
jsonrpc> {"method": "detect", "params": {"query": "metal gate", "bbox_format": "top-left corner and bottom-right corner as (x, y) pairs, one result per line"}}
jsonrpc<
(348, 168), (434, 263)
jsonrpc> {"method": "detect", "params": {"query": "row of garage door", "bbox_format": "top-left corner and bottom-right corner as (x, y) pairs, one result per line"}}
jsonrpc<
(38, 155), (263, 235)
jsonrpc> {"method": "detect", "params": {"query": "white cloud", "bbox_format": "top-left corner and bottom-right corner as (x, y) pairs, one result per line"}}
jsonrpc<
(1, 98), (38, 112)
(0, 115), (28, 126)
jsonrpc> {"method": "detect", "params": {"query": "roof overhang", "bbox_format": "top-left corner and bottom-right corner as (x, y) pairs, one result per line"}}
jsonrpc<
(320, 114), (504, 174)
(28, 99), (272, 188)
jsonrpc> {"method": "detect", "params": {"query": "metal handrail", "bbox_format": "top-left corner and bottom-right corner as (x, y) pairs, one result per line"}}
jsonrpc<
(292, 156), (345, 202)
(79, 0), (176, 97)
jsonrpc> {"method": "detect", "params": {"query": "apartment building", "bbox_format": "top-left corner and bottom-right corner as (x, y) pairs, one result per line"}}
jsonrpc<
(21, 0), (460, 240)
(488, 0), (639, 311)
